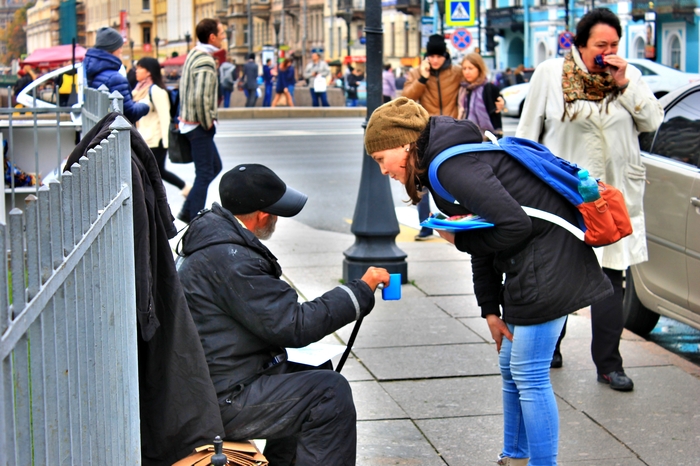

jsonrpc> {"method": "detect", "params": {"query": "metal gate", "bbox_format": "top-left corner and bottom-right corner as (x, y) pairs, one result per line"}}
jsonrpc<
(1, 89), (139, 464)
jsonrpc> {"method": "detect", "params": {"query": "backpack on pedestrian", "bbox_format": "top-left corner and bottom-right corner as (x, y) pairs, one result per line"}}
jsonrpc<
(221, 68), (235, 91)
(427, 136), (633, 247)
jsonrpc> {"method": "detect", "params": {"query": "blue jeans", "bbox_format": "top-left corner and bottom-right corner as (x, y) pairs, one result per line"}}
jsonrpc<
(263, 82), (273, 107)
(417, 190), (432, 236)
(222, 89), (232, 108)
(310, 89), (329, 107)
(346, 98), (358, 107)
(499, 316), (567, 466)
(287, 84), (295, 104)
(181, 125), (222, 221)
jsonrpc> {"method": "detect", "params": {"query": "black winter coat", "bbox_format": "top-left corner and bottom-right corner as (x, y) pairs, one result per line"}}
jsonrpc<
(177, 204), (376, 397)
(68, 113), (224, 465)
(418, 117), (612, 325)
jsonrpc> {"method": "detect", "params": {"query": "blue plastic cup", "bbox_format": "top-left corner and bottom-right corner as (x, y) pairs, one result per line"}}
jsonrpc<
(382, 274), (402, 301)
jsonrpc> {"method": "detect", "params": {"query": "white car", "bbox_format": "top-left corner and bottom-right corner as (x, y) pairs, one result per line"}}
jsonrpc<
(16, 63), (84, 124)
(501, 58), (700, 118)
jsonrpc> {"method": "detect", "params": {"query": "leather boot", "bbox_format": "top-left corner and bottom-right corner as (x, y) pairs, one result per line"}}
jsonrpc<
(496, 456), (529, 465)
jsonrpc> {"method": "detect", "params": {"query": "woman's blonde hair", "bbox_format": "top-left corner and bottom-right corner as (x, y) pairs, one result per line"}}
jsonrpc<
(461, 53), (489, 83)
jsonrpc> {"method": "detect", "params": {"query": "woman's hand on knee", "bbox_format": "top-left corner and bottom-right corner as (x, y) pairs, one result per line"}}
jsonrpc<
(486, 314), (513, 353)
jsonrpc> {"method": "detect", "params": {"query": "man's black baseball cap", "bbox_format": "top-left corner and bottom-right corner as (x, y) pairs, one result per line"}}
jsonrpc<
(219, 164), (308, 217)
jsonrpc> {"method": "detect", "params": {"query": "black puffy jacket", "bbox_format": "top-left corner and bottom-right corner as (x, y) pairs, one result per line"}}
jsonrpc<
(177, 204), (375, 397)
(419, 117), (612, 325)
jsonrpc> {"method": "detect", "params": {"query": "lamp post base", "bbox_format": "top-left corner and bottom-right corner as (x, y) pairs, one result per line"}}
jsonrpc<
(343, 236), (408, 284)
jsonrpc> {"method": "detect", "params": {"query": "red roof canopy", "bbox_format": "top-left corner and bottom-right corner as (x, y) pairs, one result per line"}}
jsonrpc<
(22, 44), (87, 67)
(161, 55), (187, 66)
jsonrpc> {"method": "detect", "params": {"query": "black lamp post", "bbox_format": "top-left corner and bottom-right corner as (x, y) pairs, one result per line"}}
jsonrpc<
(342, 0), (407, 283)
(129, 39), (135, 60)
(155, 36), (160, 58)
(273, 19), (281, 63)
(185, 32), (191, 51)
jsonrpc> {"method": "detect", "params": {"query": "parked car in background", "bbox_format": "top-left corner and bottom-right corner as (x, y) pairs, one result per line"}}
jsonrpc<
(501, 58), (700, 117)
(15, 63), (84, 124)
(623, 81), (700, 335)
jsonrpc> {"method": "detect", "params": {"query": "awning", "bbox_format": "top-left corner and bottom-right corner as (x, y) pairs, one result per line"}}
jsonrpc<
(161, 54), (187, 66)
(342, 55), (367, 65)
(21, 44), (87, 68)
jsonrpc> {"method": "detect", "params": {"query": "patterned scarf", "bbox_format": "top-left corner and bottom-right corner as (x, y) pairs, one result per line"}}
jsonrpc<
(461, 78), (495, 133)
(561, 49), (620, 121)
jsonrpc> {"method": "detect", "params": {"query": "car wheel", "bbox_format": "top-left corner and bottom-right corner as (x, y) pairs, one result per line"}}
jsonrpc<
(622, 267), (660, 335)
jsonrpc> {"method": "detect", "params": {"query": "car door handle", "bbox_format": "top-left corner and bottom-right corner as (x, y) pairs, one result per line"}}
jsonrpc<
(692, 197), (700, 207)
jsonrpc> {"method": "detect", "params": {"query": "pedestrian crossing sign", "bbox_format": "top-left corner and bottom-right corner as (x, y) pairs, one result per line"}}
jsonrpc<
(446, 0), (476, 27)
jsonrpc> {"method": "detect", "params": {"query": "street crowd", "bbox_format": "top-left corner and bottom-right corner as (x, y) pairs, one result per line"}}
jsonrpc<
(71, 8), (663, 466)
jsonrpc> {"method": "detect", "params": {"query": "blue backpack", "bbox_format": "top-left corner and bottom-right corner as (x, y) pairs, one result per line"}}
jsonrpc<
(428, 137), (633, 246)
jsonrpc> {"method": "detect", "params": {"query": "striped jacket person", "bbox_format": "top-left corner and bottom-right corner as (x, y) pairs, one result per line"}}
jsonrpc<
(179, 49), (218, 129)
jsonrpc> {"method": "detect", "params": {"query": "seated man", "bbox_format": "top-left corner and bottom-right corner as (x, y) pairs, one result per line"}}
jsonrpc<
(176, 164), (389, 466)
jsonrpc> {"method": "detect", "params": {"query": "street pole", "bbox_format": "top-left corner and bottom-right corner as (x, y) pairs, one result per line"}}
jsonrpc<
(342, 0), (408, 283)
(477, 0), (481, 52)
(248, 0), (253, 55)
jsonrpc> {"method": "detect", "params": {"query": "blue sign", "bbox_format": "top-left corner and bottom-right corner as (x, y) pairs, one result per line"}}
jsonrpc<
(446, 0), (476, 27)
(557, 31), (574, 56)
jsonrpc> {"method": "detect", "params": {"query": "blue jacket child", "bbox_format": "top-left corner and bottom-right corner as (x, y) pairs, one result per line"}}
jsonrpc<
(83, 27), (149, 124)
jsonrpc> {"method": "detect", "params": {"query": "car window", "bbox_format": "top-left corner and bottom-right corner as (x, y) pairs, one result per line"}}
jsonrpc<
(631, 63), (657, 76)
(647, 90), (700, 167)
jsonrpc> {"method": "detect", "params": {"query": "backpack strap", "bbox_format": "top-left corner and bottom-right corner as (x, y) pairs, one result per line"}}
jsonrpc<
(428, 142), (587, 241)
(428, 143), (499, 204)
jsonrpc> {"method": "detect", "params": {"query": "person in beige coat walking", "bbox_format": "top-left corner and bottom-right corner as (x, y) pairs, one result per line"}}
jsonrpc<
(133, 57), (189, 196)
(516, 8), (664, 391)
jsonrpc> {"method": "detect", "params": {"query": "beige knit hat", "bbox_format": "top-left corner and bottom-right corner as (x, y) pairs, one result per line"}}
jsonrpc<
(364, 97), (430, 155)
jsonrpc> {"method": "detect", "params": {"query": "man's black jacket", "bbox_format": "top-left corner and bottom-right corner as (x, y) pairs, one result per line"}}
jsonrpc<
(177, 204), (375, 398)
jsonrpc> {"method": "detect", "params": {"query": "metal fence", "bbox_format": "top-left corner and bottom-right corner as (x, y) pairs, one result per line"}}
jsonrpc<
(82, 86), (124, 135)
(0, 91), (139, 464)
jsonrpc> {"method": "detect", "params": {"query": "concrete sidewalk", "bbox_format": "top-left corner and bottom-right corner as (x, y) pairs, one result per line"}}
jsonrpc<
(264, 216), (700, 466)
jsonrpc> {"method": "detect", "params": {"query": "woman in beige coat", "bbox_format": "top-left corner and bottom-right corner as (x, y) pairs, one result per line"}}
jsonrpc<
(516, 8), (664, 391)
(133, 57), (189, 195)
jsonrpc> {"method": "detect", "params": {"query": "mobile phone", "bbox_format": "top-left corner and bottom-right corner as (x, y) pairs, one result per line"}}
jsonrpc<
(594, 54), (606, 68)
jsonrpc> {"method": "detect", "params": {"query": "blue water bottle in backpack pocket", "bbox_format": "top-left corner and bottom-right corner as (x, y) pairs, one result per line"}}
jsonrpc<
(577, 169), (601, 203)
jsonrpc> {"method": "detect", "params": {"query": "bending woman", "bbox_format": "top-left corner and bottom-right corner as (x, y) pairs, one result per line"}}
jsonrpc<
(364, 97), (613, 466)
(133, 57), (189, 195)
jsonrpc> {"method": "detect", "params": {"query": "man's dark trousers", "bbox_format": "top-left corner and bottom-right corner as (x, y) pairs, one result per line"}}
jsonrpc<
(181, 125), (222, 221)
(245, 88), (258, 107)
(263, 82), (273, 106)
(310, 89), (329, 107)
(220, 366), (356, 466)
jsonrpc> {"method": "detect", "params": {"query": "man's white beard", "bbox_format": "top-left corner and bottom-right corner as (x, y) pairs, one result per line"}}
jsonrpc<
(254, 215), (277, 240)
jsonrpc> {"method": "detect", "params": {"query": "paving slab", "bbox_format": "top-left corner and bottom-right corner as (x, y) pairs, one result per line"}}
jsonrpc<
(410, 261), (474, 296)
(336, 315), (483, 349)
(552, 366), (700, 466)
(363, 295), (452, 322)
(554, 337), (672, 373)
(431, 295), (481, 318)
(356, 420), (446, 466)
(350, 381), (408, 421)
(457, 317), (494, 344)
(380, 376), (502, 419)
(355, 343), (499, 380)
(416, 399), (642, 466)
(398, 241), (471, 263)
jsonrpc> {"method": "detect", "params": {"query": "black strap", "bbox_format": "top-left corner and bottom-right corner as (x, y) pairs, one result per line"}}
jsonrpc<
(335, 316), (364, 373)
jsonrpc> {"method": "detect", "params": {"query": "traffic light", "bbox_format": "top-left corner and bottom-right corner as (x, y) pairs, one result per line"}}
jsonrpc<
(486, 27), (497, 52)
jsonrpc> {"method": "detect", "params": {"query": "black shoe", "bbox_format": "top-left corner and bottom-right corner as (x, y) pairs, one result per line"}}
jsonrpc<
(597, 371), (634, 391)
(550, 350), (563, 369)
(414, 232), (433, 241)
(177, 210), (191, 224)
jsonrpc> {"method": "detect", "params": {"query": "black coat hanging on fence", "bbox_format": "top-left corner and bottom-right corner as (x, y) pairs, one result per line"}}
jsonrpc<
(67, 113), (224, 465)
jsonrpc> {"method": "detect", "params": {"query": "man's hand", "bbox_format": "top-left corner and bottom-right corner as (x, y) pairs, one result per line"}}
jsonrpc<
(486, 314), (513, 353)
(419, 59), (431, 79)
(360, 267), (391, 292)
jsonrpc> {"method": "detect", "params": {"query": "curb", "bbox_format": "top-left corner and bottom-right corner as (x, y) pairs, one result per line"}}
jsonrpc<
(217, 107), (367, 119)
